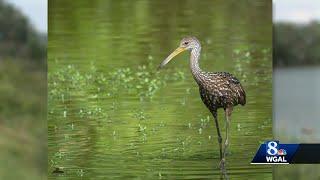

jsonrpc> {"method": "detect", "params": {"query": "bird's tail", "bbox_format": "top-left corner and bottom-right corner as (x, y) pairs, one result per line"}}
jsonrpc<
(239, 87), (246, 106)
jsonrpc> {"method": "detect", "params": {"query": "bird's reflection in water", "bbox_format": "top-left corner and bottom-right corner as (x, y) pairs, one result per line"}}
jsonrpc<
(220, 167), (229, 180)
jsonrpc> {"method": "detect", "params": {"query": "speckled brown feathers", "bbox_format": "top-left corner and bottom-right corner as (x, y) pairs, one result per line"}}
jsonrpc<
(198, 72), (246, 112)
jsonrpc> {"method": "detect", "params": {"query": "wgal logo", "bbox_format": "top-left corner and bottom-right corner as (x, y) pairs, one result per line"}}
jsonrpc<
(265, 141), (287, 163)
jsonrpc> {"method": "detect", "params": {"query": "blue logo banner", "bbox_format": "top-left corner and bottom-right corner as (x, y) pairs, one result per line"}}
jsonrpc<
(251, 141), (299, 164)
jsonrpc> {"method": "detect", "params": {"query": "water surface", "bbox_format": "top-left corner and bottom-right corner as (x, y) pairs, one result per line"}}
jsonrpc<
(274, 67), (320, 142)
(274, 67), (320, 179)
(48, 0), (272, 179)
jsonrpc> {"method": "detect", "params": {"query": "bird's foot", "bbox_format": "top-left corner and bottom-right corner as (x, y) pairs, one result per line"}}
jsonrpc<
(219, 158), (226, 170)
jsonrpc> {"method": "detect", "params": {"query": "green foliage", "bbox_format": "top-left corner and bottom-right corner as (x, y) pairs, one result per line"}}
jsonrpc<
(0, 60), (46, 179)
(0, 62), (44, 120)
(0, 1), (46, 179)
(0, 0), (46, 66)
(274, 22), (320, 67)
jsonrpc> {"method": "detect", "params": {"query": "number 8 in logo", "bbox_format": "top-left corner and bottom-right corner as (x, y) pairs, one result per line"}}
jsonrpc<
(266, 141), (278, 155)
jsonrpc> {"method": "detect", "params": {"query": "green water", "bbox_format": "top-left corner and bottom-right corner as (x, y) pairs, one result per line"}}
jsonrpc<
(48, 0), (272, 179)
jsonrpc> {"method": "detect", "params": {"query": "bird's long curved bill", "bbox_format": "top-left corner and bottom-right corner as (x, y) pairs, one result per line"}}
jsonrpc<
(158, 47), (186, 69)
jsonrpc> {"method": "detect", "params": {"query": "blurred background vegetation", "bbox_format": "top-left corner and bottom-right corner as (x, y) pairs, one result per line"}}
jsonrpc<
(273, 3), (320, 178)
(274, 22), (320, 67)
(0, 0), (46, 179)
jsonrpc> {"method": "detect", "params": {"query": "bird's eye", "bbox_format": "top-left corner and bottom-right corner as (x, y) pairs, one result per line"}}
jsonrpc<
(184, 42), (189, 45)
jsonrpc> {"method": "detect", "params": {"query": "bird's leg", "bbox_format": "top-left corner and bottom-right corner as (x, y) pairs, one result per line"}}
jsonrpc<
(212, 111), (223, 162)
(222, 106), (233, 164)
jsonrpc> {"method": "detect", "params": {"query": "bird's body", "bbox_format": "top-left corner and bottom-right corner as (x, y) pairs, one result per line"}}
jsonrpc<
(158, 37), (246, 170)
(197, 72), (246, 109)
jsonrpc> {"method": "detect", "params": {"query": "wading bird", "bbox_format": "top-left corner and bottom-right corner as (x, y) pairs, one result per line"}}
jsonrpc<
(158, 37), (246, 169)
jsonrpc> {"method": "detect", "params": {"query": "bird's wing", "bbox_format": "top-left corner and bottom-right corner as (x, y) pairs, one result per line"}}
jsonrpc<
(213, 72), (246, 105)
(214, 72), (240, 84)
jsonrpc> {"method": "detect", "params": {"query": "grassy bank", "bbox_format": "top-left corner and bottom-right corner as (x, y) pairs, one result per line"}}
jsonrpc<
(0, 59), (46, 179)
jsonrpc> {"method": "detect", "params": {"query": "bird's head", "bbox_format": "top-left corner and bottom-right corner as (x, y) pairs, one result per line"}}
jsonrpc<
(158, 36), (200, 69)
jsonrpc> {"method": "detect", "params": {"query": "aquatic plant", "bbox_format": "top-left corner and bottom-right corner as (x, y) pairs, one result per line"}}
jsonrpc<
(48, 62), (178, 103)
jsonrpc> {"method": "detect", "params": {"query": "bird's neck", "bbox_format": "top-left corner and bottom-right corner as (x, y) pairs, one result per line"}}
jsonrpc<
(190, 47), (204, 84)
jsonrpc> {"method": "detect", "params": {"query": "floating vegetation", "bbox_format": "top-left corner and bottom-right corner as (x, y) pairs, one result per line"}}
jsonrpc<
(232, 48), (272, 85)
(48, 46), (272, 179)
(138, 124), (147, 132)
(200, 115), (210, 128)
(172, 70), (186, 81)
(78, 106), (108, 120)
(48, 62), (180, 104)
(180, 97), (186, 106)
(185, 88), (191, 94)
(64, 134), (70, 140)
(76, 169), (84, 177)
(133, 110), (149, 120)
(54, 150), (65, 159)
(67, 123), (74, 130)
(237, 123), (241, 131)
